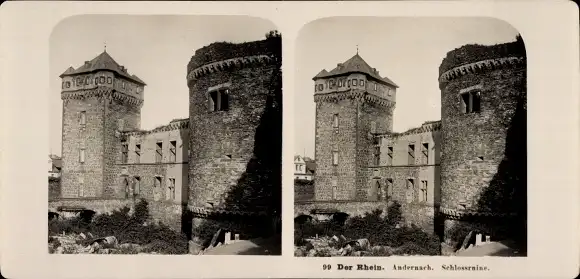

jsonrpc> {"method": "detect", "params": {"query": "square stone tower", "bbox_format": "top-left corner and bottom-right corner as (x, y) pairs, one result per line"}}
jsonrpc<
(59, 50), (146, 199)
(313, 53), (398, 201)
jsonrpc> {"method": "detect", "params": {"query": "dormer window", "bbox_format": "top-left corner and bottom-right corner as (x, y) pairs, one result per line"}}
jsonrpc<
(65, 81), (71, 88)
(360, 80), (364, 87)
(122, 81), (126, 89)
(352, 79), (358, 86)
(374, 83), (377, 91)
(318, 84), (323, 91)
(347, 80), (351, 87)
(208, 89), (229, 112)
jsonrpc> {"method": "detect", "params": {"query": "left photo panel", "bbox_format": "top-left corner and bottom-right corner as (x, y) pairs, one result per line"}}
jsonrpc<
(48, 15), (282, 255)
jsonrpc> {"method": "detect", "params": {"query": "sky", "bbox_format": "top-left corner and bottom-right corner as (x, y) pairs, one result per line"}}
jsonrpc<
(49, 15), (276, 156)
(294, 17), (520, 158)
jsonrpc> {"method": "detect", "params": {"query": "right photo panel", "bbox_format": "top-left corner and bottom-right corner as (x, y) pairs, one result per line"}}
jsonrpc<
(294, 17), (527, 257)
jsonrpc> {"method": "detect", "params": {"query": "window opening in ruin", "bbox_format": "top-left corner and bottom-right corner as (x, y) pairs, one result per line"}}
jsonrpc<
(387, 146), (393, 165)
(408, 144), (415, 165)
(373, 146), (380, 165)
(407, 178), (414, 189)
(80, 111), (86, 126)
(79, 148), (85, 163)
(209, 89), (230, 112)
(169, 141), (177, 162)
(332, 151), (339, 166)
(121, 142), (128, 164)
(372, 137), (381, 145)
(156, 142), (163, 163)
(386, 178), (393, 198)
(124, 177), (130, 199)
(421, 180), (428, 202)
(376, 180), (382, 201)
(421, 143), (429, 165)
(332, 180), (338, 200)
(134, 176), (140, 196)
(154, 176), (162, 201)
(167, 178), (175, 201)
(135, 144), (141, 163)
(461, 91), (481, 113)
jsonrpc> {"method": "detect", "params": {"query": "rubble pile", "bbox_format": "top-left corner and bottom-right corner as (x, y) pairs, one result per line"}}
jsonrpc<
(294, 235), (415, 257)
(48, 233), (155, 254)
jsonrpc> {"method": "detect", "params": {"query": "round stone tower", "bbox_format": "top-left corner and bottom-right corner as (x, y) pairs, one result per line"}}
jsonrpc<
(185, 34), (282, 246)
(438, 36), (527, 254)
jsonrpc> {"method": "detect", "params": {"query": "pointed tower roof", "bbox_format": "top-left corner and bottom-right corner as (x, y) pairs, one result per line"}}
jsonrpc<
(60, 50), (146, 86)
(60, 66), (75, 77)
(312, 53), (398, 88)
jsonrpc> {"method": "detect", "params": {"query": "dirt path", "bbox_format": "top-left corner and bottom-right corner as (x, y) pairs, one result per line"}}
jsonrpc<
(203, 235), (281, 255)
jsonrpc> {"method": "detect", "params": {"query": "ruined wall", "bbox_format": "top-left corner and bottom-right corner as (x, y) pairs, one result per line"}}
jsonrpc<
(438, 38), (527, 249)
(186, 37), (282, 241)
(48, 198), (134, 215)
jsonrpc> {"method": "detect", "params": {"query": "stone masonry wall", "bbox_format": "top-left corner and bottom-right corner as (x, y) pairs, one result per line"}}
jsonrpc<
(188, 65), (276, 210)
(439, 38), (527, 247)
(61, 97), (105, 198)
(314, 99), (358, 200)
(103, 97), (141, 198)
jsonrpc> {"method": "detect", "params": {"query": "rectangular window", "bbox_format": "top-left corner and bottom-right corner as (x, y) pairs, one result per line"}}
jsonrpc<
(332, 151), (338, 166)
(169, 141), (177, 162)
(135, 144), (141, 163)
(134, 176), (140, 195)
(408, 144), (415, 165)
(461, 91), (481, 113)
(338, 80), (342, 87)
(359, 79), (364, 87)
(156, 142), (163, 163)
(352, 79), (358, 86)
(387, 146), (393, 165)
(386, 178), (393, 198)
(80, 111), (86, 126)
(374, 83), (377, 91)
(121, 142), (128, 164)
(166, 178), (175, 201)
(373, 146), (380, 165)
(209, 89), (230, 112)
(333, 114), (339, 129)
(407, 178), (415, 189)
(387, 88), (392, 96)
(421, 180), (428, 202)
(154, 177), (162, 201)
(332, 180), (338, 200)
(421, 143), (429, 165)
(79, 149), (85, 163)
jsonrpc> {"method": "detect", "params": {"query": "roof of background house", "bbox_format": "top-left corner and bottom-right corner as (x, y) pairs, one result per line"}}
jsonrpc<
(305, 161), (316, 174)
(60, 50), (146, 86)
(313, 53), (398, 88)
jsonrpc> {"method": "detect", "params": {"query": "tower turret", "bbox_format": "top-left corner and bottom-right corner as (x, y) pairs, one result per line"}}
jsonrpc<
(438, 37), (527, 254)
(60, 50), (146, 198)
(313, 53), (398, 201)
